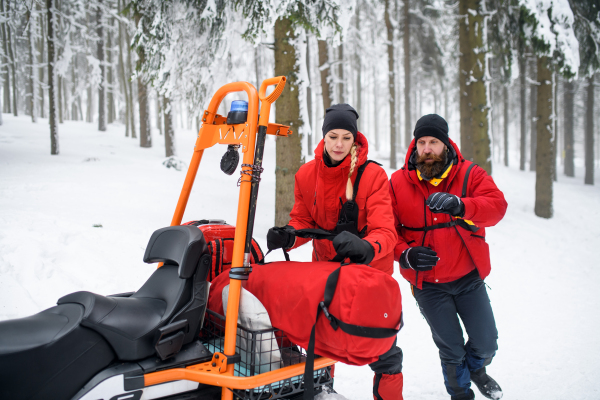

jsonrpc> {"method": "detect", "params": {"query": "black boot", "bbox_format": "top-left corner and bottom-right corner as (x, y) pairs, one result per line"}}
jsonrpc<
(470, 367), (503, 399)
(450, 389), (475, 400)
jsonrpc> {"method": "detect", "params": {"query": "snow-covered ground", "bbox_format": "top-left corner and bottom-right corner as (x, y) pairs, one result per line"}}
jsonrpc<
(1, 114), (599, 400)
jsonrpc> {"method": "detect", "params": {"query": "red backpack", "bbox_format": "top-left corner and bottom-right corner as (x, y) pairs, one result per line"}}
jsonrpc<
(182, 220), (264, 282)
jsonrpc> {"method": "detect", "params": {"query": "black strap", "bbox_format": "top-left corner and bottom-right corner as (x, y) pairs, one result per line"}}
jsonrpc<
(303, 265), (401, 399)
(402, 219), (479, 233)
(402, 221), (458, 232)
(353, 160), (381, 198)
(401, 162), (480, 235)
(462, 163), (477, 198)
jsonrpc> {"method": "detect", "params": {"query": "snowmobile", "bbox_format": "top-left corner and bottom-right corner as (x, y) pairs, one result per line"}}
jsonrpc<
(0, 77), (337, 400)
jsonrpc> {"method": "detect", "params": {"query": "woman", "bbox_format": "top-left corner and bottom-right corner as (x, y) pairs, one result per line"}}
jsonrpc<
(267, 104), (404, 400)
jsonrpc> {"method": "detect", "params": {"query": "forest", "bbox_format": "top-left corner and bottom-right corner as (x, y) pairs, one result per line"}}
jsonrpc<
(1, 0), (599, 222)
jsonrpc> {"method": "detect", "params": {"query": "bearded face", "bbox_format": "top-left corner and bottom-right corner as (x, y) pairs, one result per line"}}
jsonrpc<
(416, 148), (448, 180)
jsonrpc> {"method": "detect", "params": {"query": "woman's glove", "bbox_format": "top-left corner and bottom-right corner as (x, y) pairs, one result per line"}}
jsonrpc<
(266, 226), (295, 251)
(426, 192), (465, 217)
(332, 231), (375, 264)
(400, 246), (438, 271)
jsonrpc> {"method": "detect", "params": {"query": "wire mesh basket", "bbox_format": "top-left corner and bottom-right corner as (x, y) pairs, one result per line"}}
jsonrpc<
(201, 309), (333, 400)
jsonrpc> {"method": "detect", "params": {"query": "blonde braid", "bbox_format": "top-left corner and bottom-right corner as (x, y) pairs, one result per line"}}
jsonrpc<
(346, 144), (359, 200)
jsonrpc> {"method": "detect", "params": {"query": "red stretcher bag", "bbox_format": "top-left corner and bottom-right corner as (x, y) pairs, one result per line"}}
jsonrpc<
(183, 220), (264, 281)
(208, 261), (402, 366)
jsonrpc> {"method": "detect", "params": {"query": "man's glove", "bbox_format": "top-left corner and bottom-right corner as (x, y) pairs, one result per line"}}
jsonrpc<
(267, 226), (295, 251)
(426, 192), (465, 217)
(400, 246), (438, 271)
(332, 231), (375, 264)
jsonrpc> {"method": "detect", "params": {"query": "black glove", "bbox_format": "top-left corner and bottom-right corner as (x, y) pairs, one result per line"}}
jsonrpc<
(267, 226), (295, 251)
(400, 246), (438, 271)
(426, 192), (465, 217)
(332, 231), (375, 264)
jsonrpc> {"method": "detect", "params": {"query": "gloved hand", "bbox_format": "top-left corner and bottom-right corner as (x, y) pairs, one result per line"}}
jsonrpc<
(332, 231), (375, 264)
(426, 192), (465, 217)
(266, 226), (295, 251)
(399, 246), (438, 271)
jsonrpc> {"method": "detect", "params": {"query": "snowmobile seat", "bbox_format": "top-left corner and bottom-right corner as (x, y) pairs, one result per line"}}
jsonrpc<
(58, 225), (211, 361)
(0, 303), (117, 400)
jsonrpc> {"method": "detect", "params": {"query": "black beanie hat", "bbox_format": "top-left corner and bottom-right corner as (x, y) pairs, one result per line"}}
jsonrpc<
(322, 104), (359, 139)
(413, 114), (450, 148)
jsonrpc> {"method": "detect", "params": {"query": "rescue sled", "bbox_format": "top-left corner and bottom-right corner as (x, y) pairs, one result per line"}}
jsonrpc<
(0, 77), (337, 400)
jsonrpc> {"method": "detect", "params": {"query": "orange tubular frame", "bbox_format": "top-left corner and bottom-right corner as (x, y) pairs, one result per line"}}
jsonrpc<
(154, 77), (335, 400)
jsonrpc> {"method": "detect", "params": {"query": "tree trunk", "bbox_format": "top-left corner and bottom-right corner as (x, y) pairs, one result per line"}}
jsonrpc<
(306, 34), (313, 155)
(503, 85), (508, 166)
(97, 1), (106, 131)
(107, 17), (115, 124)
(354, 6), (362, 133)
(5, 0), (17, 116)
(585, 74), (595, 185)
(337, 44), (344, 103)
(518, 44), (526, 171)
(534, 56), (553, 218)
(38, 3), (45, 119)
(125, 21), (136, 139)
(58, 75), (63, 123)
(274, 17), (303, 226)
(156, 91), (163, 135)
(163, 95), (175, 157)
(1, 0), (10, 114)
(117, 0), (130, 136)
(373, 63), (379, 151)
(137, 76), (151, 147)
(385, 0), (397, 169)
(459, 0), (491, 173)
(403, 0), (411, 148)
(529, 56), (537, 171)
(47, 0), (59, 155)
(553, 71), (558, 182)
(27, 6), (37, 122)
(318, 39), (332, 114)
(563, 79), (575, 177)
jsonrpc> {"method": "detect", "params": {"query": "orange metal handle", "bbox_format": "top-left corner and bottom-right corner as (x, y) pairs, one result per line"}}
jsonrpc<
(258, 76), (286, 127)
(259, 76), (286, 103)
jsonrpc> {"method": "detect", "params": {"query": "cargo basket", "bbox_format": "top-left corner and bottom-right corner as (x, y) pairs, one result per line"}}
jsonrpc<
(201, 309), (333, 400)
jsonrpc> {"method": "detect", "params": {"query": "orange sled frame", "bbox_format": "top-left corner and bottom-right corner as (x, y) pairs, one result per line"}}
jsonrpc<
(144, 77), (336, 400)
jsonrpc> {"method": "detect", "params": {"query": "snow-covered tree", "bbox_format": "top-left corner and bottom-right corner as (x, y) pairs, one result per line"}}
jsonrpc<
(519, 0), (579, 217)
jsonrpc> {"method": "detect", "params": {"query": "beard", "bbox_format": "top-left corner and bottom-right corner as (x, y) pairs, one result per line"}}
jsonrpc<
(416, 150), (448, 180)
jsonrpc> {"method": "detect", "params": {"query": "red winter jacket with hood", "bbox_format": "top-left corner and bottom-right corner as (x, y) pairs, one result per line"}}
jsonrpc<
(287, 132), (397, 275)
(389, 138), (507, 288)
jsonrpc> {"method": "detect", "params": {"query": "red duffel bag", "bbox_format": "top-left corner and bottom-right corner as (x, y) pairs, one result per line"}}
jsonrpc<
(208, 260), (402, 366)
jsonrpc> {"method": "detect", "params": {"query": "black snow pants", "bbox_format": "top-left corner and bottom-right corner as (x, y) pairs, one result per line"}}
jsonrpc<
(412, 269), (498, 398)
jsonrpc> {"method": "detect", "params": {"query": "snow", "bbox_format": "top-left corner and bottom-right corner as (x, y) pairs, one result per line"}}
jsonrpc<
(1, 114), (600, 399)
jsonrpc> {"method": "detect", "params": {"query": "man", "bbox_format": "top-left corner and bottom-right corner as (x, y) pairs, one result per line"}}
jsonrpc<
(389, 114), (507, 400)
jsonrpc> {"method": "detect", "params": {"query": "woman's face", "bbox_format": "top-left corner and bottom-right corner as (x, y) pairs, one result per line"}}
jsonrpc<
(324, 129), (354, 162)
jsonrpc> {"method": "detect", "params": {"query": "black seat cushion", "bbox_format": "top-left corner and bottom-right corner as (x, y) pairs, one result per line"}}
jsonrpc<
(58, 264), (191, 360)
(0, 304), (115, 400)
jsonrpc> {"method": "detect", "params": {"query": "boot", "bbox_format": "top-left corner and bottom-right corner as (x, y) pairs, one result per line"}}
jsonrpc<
(373, 372), (403, 400)
(450, 389), (475, 400)
(470, 367), (503, 399)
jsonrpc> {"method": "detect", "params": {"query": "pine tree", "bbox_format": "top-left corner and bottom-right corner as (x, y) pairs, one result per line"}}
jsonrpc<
(459, 0), (491, 173)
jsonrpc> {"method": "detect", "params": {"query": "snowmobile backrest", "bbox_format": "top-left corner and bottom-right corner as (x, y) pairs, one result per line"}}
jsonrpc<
(143, 225), (209, 279)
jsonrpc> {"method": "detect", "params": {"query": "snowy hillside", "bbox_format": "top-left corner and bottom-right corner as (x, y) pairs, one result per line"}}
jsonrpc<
(1, 115), (599, 400)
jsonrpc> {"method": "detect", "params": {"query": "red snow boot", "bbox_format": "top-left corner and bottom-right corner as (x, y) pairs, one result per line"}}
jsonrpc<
(373, 372), (403, 400)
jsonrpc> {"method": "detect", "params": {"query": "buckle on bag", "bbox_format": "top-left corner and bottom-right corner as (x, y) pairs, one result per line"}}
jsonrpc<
(319, 301), (338, 330)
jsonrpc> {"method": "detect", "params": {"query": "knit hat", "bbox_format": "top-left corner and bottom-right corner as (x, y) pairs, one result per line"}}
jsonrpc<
(413, 114), (450, 148)
(322, 104), (359, 139)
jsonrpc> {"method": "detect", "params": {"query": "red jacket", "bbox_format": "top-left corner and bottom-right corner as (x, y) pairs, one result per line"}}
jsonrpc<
(389, 138), (507, 288)
(288, 132), (397, 275)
